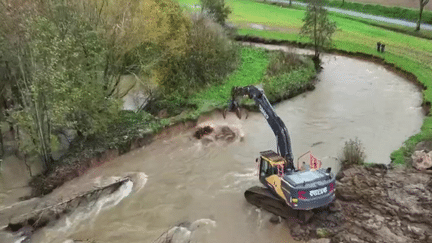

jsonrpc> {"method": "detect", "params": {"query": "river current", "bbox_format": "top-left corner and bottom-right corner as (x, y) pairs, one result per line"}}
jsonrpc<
(0, 44), (424, 243)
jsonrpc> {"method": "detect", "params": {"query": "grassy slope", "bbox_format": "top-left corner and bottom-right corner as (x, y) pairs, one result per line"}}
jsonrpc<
(184, 46), (316, 119)
(180, 0), (432, 165)
(189, 47), (269, 115)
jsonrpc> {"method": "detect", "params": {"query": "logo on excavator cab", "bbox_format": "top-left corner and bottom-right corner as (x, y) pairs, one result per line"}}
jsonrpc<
(309, 187), (327, 197)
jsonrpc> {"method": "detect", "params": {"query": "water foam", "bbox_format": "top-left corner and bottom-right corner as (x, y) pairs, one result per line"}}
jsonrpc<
(39, 173), (148, 242)
(154, 218), (217, 243)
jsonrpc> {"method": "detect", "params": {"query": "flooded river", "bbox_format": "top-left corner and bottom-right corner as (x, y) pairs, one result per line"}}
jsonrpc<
(1, 45), (425, 243)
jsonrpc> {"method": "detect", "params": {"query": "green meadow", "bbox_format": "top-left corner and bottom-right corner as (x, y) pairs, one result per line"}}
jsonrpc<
(180, 0), (432, 166)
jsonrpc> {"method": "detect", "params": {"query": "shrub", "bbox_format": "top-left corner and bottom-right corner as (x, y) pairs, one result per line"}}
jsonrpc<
(266, 50), (305, 77)
(263, 56), (316, 102)
(340, 138), (366, 166)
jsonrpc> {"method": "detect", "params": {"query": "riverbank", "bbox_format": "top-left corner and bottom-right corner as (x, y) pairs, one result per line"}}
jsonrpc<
(288, 164), (432, 243)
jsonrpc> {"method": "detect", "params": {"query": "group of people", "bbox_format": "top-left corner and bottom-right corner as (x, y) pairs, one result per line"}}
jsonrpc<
(376, 42), (386, 53)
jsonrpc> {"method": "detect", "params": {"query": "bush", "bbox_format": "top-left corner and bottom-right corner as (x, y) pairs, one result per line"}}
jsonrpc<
(263, 55), (316, 102)
(340, 138), (366, 166)
(157, 13), (239, 96)
(266, 50), (305, 77)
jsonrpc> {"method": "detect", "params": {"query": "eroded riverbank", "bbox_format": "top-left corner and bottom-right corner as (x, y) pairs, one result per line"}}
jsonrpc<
(304, 165), (432, 243)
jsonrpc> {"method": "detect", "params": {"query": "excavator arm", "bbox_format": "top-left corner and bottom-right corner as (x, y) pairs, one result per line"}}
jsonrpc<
(228, 85), (295, 170)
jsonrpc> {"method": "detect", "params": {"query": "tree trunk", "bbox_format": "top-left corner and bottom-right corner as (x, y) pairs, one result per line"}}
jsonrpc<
(289, 0), (292, 6)
(314, 6), (318, 58)
(416, 5), (424, 31)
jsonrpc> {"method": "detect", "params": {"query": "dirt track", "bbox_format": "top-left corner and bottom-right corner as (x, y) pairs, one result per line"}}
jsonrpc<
(350, 0), (432, 11)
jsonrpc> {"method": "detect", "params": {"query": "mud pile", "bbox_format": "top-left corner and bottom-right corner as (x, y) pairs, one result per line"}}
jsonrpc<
(292, 165), (432, 243)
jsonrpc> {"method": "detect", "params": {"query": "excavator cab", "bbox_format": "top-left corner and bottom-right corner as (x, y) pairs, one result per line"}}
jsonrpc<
(258, 151), (286, 181)
(257, 150), (289, 201)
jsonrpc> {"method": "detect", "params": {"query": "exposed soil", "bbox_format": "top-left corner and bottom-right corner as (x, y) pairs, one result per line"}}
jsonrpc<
(289, 164), (432, 243)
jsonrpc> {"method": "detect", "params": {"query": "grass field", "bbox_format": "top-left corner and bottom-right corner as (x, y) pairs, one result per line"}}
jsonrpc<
(179, 0), (432, 166)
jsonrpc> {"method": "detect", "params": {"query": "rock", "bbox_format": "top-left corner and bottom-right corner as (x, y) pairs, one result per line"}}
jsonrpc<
(414, 140), (432, 153)
(411, 150), (432, 170)
(329, 200), (342, 212)
(269, 215), (282, 224)
(290, 223), (302, 236)
(309, 239), (331, 243)
(407, 225), (425, 236)
(157, 109), (168, 118)
(374, 214), (385, 223)
(316, 228), (330, 238)
(333, 232), (367, 243)
(17, 225), (33, 237)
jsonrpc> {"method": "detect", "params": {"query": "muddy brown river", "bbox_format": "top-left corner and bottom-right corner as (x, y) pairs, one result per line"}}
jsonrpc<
(0, 44), (425, 243)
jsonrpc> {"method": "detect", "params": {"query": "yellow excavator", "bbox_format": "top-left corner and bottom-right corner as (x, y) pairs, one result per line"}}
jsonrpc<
(226, 85), (336, 223)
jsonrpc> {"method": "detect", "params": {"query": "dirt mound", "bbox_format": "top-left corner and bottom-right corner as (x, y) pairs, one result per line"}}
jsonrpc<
(296, 165), (432, 243)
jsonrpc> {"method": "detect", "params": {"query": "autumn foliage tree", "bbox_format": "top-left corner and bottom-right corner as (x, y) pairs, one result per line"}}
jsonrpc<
(0, 0), (191, 171)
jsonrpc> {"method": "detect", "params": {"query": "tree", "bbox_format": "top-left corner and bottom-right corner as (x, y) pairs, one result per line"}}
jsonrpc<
(0, 0), (193, 171)
(416, 0), (430, 31)
(200, 0), (231, 26)
(300, 0), (337, 62)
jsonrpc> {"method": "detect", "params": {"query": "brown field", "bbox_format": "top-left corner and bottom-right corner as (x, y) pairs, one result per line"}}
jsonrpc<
(350, 0), (432, 11)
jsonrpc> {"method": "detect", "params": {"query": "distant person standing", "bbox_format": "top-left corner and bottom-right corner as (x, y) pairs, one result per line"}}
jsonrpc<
(381, 44), (386, 53)
(377, 42), (381, 52)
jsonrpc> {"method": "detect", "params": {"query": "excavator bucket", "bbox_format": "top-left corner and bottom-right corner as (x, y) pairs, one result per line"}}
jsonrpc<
(223, 99), (242, 119)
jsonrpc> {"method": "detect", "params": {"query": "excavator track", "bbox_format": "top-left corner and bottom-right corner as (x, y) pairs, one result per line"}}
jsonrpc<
(245, 186), (313, 224)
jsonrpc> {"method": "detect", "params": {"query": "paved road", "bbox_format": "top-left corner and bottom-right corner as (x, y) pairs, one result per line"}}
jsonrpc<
(274, 0), (432, 31)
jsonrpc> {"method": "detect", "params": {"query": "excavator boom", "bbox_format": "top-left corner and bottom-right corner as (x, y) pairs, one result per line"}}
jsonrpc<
(229, 86), (294, 169)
